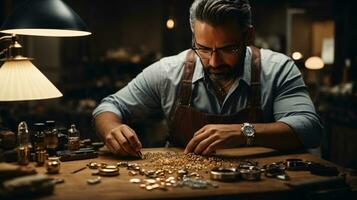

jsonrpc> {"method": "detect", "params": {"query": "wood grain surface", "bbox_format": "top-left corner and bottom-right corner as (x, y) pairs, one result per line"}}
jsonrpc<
(32, 147), (346, 200)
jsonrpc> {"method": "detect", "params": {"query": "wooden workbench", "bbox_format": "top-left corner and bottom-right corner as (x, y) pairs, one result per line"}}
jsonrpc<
(34, 147), (351, 200)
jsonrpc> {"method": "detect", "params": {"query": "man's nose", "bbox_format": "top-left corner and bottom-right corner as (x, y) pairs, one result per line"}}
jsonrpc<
(209, 51), (224, 68)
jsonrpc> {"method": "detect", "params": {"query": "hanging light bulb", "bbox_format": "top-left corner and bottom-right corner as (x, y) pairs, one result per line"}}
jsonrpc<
(166, 18), (175, 29)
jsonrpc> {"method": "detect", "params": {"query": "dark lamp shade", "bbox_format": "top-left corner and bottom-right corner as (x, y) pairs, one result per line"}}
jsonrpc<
(0, 0), (91, 37)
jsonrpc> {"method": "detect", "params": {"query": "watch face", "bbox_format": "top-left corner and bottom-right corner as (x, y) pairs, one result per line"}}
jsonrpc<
(244, 126), (255, 137)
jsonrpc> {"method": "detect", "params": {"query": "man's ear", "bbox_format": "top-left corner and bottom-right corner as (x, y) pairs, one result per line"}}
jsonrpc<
(244, 26), (255, 46)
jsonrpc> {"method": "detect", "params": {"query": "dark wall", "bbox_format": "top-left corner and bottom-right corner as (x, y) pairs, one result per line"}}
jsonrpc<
(334, 0), (357, 84)
(64, 0), (165, 57)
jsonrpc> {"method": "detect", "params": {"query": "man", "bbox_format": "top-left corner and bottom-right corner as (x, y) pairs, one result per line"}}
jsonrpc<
(93, 0), (322, 157)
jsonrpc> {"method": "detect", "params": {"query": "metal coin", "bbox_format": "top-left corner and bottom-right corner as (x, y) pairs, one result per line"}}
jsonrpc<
(145, 179), (156, 184)
(87, 177), (101, 185)
(129, 178), (142, 183)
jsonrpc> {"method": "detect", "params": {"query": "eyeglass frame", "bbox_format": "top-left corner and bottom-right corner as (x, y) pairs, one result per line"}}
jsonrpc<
(191, 38), (245, 60)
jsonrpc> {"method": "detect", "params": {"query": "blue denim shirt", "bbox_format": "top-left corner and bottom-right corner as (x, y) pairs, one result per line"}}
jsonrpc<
(93, 47), (323, 148)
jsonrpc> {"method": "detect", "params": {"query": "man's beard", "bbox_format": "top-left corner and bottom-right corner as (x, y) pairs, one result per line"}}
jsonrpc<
(205, 63), (240, 81)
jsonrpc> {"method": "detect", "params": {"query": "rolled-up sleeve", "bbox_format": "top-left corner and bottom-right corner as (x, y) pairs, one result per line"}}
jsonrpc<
(273, 59), (323, 148)
(93, 61), (165, 123)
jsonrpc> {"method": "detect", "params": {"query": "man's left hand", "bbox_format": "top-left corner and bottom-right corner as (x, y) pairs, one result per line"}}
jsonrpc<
(184, 124), (246, 155)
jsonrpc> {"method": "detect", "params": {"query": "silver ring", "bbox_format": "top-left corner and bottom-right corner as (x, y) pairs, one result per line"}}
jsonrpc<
(240, 167), (261, 181)
(210, 167), (240, 181)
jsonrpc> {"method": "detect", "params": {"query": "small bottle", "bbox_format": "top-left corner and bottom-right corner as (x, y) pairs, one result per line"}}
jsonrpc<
(17, 121), (31, 165)
(32, 123), (47, 166)
(44, 120), (58, 156)
(67, 124), (80, 151)
(32, 123), (46, 150)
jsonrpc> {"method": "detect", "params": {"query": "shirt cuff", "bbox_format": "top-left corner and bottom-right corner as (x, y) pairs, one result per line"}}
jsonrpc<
(92, 103), (124, 119)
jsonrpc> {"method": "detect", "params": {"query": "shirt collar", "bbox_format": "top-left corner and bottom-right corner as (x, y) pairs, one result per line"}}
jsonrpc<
(191, 46), (252, 86)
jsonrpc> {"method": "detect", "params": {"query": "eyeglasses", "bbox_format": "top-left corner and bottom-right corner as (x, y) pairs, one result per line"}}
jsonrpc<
(192, 42), (242, 60)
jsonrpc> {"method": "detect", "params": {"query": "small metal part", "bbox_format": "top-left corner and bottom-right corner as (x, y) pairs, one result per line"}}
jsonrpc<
(177, 169), (188, 178)
(87, 162), (107, 169)
(240, 167), (261, 181)
(189, 172), (200, 177)
(276, 174), (290, 180)
(117, 162), (128, 168)
(105, 165), (118, 169)
(87, 162), (98, 169)
(264, 162), (286, 178)
(129, 170), (138, 176)
(145, 185), (154, 191)
(210, 167), (240, 182)
(71, 166), (87, 174)
(51, 178), (65, 184)
(145, 179), (156, 184)
(87, 176), (101, 185)
(127, 163), (137, 170)
(151, 183), (160, 189)
(238, 160), (258, 169)
(129, 178), (142, 183)
(46, 157), (61, 174)
(285, 158), (307, 171)
(99, 166), (119, 176)
(133, 166), (141, 171)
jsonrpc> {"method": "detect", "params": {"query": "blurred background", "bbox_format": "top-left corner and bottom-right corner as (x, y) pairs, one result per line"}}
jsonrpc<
(0, 0), (356, 169)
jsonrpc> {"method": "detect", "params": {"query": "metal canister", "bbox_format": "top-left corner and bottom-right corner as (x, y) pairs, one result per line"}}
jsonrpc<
(35, 149), (48, 166)
(46, 157), (61, 174)
(17, 146), (30, 165)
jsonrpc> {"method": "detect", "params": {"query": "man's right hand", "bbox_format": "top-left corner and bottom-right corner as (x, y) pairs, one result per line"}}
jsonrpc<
(104, 124), (142, 156)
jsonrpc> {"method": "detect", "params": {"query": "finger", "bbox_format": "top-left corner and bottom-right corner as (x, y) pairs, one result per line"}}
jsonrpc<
(202, 140), (221, 156)
(193, 134), (219, 155)
(184, 131), (210, 154)
(193, 126), (206, 137)
(113, 129), (137, 156)
(104, 133), (119, 153)
(108, 138), (130, 156)
(125, 126), (142, 151)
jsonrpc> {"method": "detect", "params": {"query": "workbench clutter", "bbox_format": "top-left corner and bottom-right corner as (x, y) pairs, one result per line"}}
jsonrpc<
(0, 120), (103, 164)
(60, 151), (344, 193)
(0, 120), (103, 199)
(0, 162), (64, 199)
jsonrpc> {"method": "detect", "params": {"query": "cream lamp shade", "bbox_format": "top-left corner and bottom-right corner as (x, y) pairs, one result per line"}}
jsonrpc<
(305, 56), (325, 70)
(0, 59), (63, 101)
(0, 36), (62, 101)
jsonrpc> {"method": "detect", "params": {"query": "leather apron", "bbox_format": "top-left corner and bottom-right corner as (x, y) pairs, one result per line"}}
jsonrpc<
(168, 46), (263, 147)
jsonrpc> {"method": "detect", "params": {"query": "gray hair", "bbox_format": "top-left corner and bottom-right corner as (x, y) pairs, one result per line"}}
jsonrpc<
(189, 0), (252, 33)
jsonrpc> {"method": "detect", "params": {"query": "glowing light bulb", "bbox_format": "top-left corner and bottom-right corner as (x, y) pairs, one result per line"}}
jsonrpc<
(166, 19), (175, 29)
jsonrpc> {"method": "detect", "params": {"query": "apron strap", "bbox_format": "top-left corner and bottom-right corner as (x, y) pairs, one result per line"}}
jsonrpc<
(178, 50), (196, 106)
(248, 46), (262, 109)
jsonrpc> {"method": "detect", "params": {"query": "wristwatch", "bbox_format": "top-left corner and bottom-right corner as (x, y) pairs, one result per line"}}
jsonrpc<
(240, 123), (255, 146)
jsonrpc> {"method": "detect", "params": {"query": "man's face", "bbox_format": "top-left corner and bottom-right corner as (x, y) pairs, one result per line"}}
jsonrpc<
(193, 21), (247, 80)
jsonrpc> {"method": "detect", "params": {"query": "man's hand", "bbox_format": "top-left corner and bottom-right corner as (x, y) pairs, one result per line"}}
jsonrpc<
(184, 124), (245, 155)
(104, 124), (142, 156)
